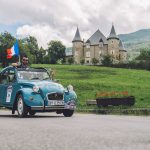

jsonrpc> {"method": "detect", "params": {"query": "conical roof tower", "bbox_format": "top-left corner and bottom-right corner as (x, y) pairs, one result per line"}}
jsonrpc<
(107, 24), (119, 40)
(72, 27), (82, 42)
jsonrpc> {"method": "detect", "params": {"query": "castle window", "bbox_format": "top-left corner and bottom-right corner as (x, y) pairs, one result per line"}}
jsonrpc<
(86, 51), (90, 57)
(86, 60), (90, 64)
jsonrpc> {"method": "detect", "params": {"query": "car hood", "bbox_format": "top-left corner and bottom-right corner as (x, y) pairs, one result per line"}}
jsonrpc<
(18, 80), (65, 93)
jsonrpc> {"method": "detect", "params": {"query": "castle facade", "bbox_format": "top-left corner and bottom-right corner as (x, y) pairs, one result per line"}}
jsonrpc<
(72, 25), (127, 64)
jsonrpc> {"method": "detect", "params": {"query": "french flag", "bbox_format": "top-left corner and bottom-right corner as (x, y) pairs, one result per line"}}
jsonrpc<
(7, 41), (19, 59)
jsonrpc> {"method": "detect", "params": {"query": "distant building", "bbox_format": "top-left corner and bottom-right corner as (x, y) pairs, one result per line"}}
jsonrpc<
(72, 25), (127, 64)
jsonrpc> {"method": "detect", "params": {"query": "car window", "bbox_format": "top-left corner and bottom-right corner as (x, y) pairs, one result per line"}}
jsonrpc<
(0, 70), (9, 84)
(17, 70), (50, 80)
(8, 69), (16, 83)
(0, 69), (16, 84)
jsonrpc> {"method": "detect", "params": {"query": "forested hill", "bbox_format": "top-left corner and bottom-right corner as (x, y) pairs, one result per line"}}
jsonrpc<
(118, 29), (150, 58)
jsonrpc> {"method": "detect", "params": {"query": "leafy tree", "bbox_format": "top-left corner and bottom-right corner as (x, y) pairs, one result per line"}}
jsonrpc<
(36, 47), (46, 64)
(25, 36), (39, 63)
(92, 58), (99, 65)
(101, 55), (113, 66)
(47, 40), (66, 64)
(18, 39), (35, 64)
(0, 32), (15, 67)
(43, 55), (51, 64)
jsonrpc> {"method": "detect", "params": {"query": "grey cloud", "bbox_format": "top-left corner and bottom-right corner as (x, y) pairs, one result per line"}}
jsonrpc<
(0, 0), (150, 47)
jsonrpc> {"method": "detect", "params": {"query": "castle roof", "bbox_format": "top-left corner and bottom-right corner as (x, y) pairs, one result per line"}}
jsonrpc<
(87, 29), (108, 45)
(119, 40), (126, 51)
(108, 24), (119, 40)
(72, 27), (82, 42)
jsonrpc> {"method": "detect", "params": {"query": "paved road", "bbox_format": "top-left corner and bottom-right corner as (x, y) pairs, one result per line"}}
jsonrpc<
(0, 110), (150, 150)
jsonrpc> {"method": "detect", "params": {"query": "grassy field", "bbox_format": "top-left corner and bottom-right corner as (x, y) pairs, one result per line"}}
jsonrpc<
(31, 64), (150, 108)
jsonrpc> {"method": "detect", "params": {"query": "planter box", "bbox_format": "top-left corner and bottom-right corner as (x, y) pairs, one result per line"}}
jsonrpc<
(96, 96), (135, 107)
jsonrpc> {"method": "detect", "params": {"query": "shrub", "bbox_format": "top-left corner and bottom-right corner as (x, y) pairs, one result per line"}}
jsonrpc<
(80, 59), (85, 65)
(91, 58), (99, 65)
(68, 57), (74, 64)
(101, 55), (113, 66)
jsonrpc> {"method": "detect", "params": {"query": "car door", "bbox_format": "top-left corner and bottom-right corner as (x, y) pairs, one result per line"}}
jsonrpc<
(0, 69), (9, 106)
(0, 68), (18, 107)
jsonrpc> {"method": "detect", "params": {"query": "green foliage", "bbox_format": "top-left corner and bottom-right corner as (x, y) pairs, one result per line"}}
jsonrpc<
(47, 40), (66, 64)
(43, 55), (50, 64)
(0, 32), (15, 67)
(136, 48), (150, 60)
(68, 57), (74, 64)
(25, 36), (39, 63)
(101, 55), (113, 66)
(32, 64), (150, 108)
(80, 59), (85, 65)
(36, 47), (46, 64)
(91, 58), (99, 65)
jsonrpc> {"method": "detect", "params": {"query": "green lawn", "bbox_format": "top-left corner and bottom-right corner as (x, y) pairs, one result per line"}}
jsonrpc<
(32, 64), (150, 108)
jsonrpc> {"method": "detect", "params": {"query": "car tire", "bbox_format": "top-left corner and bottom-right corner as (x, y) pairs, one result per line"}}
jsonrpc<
(17, 94), (28, 118)
(29, 110), (36, 116)
(63, 109), (74, 117)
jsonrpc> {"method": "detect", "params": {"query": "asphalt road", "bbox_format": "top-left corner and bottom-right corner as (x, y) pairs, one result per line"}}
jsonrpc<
(0, 110), (150, 150)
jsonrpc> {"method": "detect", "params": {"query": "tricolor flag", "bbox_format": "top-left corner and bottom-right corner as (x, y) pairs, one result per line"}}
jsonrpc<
(7, 41), (19, 59)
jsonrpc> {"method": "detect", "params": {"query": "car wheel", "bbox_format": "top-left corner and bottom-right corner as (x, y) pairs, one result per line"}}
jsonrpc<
(63, 109), (74, 117)
(29, 110), (36, 116)
(17, 94), (28, 118)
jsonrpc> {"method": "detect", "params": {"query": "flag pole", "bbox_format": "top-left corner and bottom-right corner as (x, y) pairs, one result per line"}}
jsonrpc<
(16, 34), (20, 64)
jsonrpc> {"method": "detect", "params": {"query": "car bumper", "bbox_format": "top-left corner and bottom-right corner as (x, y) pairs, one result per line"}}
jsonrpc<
(31, 105), (76, 111)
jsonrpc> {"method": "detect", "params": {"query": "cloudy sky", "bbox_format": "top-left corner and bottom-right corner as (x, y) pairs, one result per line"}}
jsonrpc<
(0, 0), (150, 48)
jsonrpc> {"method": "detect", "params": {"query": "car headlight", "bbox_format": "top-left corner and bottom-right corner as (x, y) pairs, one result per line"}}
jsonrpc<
(33, 86), (39, 93)
(67, 85), (74, 92)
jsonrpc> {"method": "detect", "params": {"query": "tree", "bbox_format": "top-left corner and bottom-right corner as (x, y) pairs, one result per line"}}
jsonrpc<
(36, 47), (46, 64)
(0, 32), (15, 67)
(136, 48), (150, 60)
(26, 36), (39, 63)
(92, 58), (99, 65)
(101, 55), (113, 66)
(47, 40), (66, 64)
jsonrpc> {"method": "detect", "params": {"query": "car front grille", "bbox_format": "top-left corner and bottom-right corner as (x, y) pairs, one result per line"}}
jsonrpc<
(47, 93), (63, 100)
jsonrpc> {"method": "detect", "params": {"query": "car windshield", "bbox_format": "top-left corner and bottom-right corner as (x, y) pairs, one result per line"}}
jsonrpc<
(17, 68), (50, 80)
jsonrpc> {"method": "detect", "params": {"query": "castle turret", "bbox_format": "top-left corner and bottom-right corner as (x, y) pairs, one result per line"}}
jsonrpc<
(107, 24), (120, 63)
(72, 27), (83, 64)
(119, 40), (127, 63)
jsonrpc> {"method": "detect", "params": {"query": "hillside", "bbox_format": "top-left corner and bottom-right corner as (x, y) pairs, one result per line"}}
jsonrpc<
(119, 29), (150, 59)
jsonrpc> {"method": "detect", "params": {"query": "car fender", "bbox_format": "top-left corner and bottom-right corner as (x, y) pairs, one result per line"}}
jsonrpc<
(14, 88), (44, 108)
(64, 91), (77, 104)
